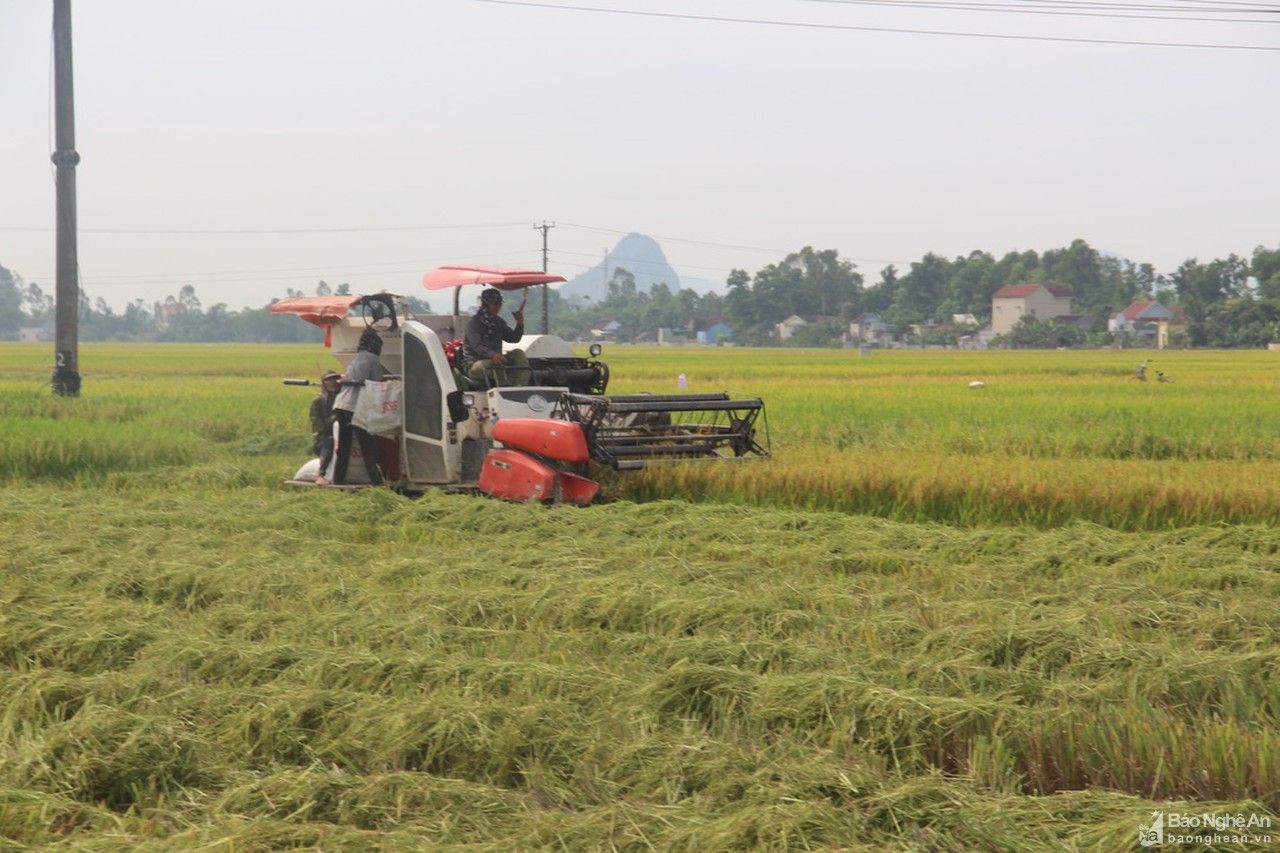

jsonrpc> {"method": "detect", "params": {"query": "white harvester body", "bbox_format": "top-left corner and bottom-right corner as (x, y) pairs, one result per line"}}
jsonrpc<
(273, 269), (768, 504)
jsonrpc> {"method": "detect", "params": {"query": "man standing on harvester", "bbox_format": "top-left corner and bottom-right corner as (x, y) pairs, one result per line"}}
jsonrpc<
(331, 328), (385, 486)
(459, 288), (529, 387)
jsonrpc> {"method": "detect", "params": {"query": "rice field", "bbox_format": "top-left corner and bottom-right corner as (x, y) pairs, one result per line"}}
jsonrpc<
(1, 342), (1277, 849)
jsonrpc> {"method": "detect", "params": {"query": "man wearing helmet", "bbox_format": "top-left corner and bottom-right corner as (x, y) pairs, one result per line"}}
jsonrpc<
(459, 288), (530, 387)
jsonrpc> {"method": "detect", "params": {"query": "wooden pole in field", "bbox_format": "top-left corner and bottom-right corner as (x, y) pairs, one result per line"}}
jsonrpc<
(51, 0), (82, 396)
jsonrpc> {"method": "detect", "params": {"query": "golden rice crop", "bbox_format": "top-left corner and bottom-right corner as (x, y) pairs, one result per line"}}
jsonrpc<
(602, 346), (1280, 528)
(4, 342), (1280, 527)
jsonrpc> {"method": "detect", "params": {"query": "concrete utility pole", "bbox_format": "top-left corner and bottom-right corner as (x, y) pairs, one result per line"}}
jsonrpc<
(534, 221), (554, 334)
(51, 0), (81, 396)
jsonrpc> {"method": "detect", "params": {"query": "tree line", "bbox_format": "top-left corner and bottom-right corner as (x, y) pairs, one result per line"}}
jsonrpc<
(575, 239), (1279, 349)
(718, 240), (1280, 348)
(0, 273), (338, 343)
(4, 239), (1278, 347)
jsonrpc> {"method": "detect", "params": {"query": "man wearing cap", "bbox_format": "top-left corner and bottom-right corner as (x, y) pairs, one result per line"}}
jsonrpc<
(310, 370), (341, 486)
(459, 288), (529, 387)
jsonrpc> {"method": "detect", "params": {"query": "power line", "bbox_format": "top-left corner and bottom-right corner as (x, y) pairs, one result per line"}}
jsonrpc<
(26, 250), (542, 292)
(474, 0), (1280, 50)
(796, 0), (1280, 24)
(557, 222), (904, 265)
(28, 233), (903, 294)
(0, 221), (529, 235)
(909, 1), (1280, 10)
(9, 216), (903, 275)
(802, 0), (1280, 12)
(551, 248), (739, 274)
(559, 222), (789, 254)
(551, 247), (911, 275)
(28, 247), (540, 284)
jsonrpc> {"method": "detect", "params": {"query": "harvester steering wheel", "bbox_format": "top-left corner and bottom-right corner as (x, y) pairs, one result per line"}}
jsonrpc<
(359, 294), (399, 332)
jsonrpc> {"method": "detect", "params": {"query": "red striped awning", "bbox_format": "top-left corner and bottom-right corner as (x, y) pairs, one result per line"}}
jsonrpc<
(422, 265), (566, 291)
(269, 296), (363, 327)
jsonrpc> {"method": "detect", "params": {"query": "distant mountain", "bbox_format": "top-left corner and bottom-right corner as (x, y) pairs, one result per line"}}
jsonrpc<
(559, 233), (680, 302)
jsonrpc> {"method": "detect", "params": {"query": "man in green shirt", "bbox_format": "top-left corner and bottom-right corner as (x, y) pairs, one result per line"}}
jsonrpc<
(459, 288), (529, 387)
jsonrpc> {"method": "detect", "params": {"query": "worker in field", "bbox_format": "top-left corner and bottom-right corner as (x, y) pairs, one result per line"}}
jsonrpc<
(311, 370), (341, 486)
(460, 287), (529, 387)
(331, 328), (385, 486)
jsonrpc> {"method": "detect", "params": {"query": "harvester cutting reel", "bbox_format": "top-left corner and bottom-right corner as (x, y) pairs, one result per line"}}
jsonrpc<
(472, 392), (769, 506)
(554, 392), (770, 471)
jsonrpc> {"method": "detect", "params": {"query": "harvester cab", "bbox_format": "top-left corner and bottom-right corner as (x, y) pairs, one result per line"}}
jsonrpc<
(272, 265), (769, 505)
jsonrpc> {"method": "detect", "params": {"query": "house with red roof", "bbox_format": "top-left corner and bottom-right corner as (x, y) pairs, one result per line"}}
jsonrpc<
(991, 283), (1074, 335)
(1107, 300), (1175, 335)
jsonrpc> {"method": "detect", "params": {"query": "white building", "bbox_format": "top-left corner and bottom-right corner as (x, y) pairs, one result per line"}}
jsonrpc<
(991, 284), (1074, 335)
(18, 322), (55, 343)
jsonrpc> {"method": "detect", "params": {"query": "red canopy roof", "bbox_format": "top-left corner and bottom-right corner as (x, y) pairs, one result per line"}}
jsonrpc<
(269, 296), (363, 328)
(422, 265), (566, 292)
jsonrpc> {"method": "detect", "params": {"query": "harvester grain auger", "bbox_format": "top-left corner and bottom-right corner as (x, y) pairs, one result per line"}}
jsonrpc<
(272, 266), (769, 506)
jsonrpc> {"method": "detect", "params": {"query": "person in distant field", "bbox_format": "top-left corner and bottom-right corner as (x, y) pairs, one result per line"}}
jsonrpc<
(311, 370), (341, 486)
(459, 288), (529, 387)
(331, 328), (385, 486)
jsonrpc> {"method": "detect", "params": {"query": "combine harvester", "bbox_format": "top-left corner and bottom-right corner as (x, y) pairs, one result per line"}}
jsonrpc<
(272, 266), (769, 505)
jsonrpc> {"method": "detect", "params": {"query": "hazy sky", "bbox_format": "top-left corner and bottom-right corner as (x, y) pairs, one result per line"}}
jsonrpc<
(2, 0), (1277, 311)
